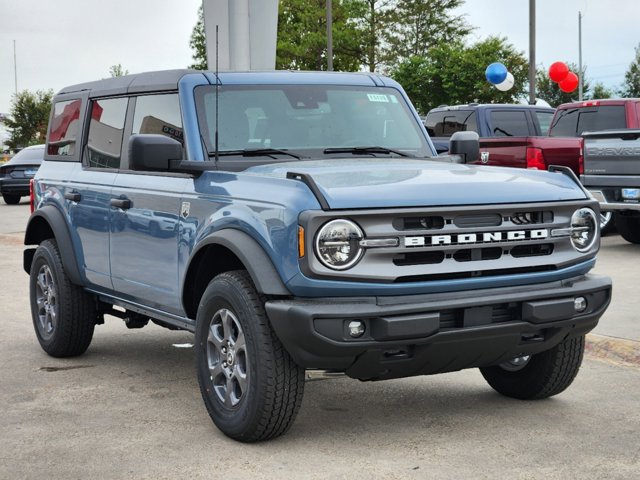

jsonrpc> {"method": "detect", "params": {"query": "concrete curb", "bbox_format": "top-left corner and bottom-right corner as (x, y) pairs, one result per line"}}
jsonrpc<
(585, 333), (640, 368)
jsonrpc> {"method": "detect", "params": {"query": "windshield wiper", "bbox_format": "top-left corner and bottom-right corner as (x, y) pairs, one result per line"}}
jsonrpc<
(212, 148), (302, 160)
(323, 146), (413, 157)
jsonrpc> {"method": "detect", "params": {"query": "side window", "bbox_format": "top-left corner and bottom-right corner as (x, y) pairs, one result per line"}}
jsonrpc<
(425, 110), (476, 137)
(132, 94), (183, 144)
(48, 99), (82, 156)
(86, 97), (128, 169)
(490, 111), (530, 137)
(535, 111), (554, 135)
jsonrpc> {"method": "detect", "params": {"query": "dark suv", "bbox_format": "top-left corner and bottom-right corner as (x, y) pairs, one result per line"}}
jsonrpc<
(24, 70), (611, 442)
(0, 144), (44, 204)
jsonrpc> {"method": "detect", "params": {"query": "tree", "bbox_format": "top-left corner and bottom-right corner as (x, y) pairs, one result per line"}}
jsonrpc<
(536, 63), (590, 107)
(391, 37), (528, 115)
(621, 43), (640, 97)
(590, 82), (614, 100)
(386, 0), (471, 68)
(351, 0), (395, 72)
(109, 64), (128, 77)
(4, 90), (53, 149)
(189, 4), (207, 70)
(277, 0), (363, 71)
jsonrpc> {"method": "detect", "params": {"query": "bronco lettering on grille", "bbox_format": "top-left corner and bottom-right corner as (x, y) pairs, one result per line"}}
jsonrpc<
(404, 229), (549, 247)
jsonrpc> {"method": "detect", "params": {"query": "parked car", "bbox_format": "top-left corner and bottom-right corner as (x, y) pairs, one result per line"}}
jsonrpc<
(548, 99), (640, 233)
(0, 144), (44, 204)
(424, 104), (583, 175)
(24, 70), (611, 442)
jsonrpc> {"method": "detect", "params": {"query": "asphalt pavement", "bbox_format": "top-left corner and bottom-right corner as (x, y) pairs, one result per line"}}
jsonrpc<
(1, 198), (639, 479)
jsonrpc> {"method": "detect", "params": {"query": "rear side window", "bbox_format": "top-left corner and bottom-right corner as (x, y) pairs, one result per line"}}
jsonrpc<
(48, 99), (82, 156)
(425, 110), (477, 137)
(550, 105), (626, 136)
(535, 111), (554, 135)
(86, 98), (128, 169)
(489, 111), (530, 137)
(132, 94), (183, 144)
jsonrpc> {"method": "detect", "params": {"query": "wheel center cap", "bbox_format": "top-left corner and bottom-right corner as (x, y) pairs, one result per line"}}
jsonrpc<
(226, 350), (235, 366)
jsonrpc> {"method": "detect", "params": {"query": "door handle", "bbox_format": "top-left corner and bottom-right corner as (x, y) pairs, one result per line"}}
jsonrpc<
(64, 191), (81, 202)
(110, 197), (132, 210)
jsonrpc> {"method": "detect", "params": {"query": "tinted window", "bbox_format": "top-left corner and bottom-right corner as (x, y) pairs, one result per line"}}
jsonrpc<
(86, 98), (128, 169)
(490, 111), (530, 137)
(535, 111), (554, 135)
(425, 110), (477, 137)
(550, 105), (626, 136)
(48, 99), (82, 156)
(133, 94), (183, 144)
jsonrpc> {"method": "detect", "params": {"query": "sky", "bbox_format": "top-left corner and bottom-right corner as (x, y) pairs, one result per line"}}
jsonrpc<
(0, 0), (638, 115)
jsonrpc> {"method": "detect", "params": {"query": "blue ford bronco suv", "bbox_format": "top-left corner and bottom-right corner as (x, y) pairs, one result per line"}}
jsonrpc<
(25, 70), (611, 442)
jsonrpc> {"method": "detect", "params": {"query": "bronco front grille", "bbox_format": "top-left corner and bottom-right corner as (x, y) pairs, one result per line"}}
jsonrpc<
(301, 201), (596, 283)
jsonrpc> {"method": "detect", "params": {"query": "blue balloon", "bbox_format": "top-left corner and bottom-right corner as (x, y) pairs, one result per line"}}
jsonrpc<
(485, 62), (508, 85)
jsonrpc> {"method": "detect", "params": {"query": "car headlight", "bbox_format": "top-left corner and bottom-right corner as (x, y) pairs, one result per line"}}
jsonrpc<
(570, 208), (598, 252)
(314, 219), (364, 270)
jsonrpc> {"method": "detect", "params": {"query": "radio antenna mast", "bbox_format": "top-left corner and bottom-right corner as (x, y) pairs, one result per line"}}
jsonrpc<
(214, 24), (220, 163)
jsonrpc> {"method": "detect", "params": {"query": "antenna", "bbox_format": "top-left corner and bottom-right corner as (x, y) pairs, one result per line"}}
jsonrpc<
(214, 24), (220, 163)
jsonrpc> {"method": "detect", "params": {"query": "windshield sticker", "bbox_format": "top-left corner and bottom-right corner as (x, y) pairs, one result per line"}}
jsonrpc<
(367, 94), (389, 103)
(390, 96), (398, 103)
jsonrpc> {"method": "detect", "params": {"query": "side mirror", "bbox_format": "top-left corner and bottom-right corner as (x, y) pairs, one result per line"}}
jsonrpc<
(449, 131), (480, 163)
(129, 134), (183, 171)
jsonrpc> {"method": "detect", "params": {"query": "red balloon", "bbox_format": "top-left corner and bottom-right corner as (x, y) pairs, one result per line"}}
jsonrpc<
(559, 72), (579, 93)
(549, 62), (569, 82)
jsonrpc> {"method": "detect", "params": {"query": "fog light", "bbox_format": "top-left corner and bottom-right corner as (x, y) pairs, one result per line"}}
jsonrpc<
(574, 296), (588, 313)
(348, 320), (365, 338)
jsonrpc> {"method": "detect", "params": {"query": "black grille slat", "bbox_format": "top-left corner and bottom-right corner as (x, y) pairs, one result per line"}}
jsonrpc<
(393, 251), (445, 266)
(394, 265), (556, 283)
(393, 216), (445, 231)
(510, 243), (554, 258)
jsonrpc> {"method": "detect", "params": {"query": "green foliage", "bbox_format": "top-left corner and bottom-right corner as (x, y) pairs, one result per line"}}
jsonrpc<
(109, 64), (128, 77)
(277, 0), (363, 71)
(386, 0), (472, 68)
(189, 4), (208, 70)
(391, 37), (528, 115)
(351, 0), (396, 72)
(4, 90), (54, 149)
(621, 43), (640, 97)
(535, 63), (590, 107)
(590, 82), (614, 100)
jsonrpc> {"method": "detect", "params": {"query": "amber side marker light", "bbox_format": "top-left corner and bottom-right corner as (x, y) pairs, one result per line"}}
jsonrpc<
(298, 226), (305, 258)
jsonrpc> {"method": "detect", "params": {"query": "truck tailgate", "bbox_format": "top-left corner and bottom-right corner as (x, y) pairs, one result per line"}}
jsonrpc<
(583, 130), (640, 175)
(529, 136), (583, 174)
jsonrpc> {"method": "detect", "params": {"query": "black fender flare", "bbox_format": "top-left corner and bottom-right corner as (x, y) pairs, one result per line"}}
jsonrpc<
(185, 229), (290, 297)
(24, 205), (84, 285)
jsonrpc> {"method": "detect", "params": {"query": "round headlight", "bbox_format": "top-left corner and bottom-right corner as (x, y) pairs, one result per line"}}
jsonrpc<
(570, 208), (598, 252)
(315, 219), (364, 270)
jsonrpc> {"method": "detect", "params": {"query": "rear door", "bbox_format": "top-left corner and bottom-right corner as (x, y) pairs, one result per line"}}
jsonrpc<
(476, 110), (532, 167)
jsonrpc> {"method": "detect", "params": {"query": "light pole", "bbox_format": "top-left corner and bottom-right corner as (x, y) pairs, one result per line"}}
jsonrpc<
(529, 0), (536, 105)
(13, 40), (18, 97)
(578, 11), (583, 101)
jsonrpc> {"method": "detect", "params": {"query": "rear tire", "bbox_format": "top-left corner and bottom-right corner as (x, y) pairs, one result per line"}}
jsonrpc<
(195, 270), (305, 442)
(2, 194), (20, 205)
(480, 335), (585, 400)
(599, 211), (615, 236)
(29, 239), (97, 357)
(615, 214), (640, 244)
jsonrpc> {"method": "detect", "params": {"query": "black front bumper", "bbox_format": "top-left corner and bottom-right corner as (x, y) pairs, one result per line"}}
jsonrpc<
(265, 274), (611, 380)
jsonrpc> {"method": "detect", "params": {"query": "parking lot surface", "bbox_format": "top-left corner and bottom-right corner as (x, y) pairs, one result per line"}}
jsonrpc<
(1, 199), (639, 479)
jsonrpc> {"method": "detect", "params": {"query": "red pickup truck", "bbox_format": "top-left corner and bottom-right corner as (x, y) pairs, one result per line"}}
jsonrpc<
(425, 104), (583, 174)
(550, 99), (640, 236)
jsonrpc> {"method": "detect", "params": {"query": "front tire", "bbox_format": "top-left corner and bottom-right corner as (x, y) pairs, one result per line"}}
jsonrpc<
(29, 239), (97, 357)
(195, 270), (305, 442)
(479, 335), (585, 400)
(614, 213), (640, 244)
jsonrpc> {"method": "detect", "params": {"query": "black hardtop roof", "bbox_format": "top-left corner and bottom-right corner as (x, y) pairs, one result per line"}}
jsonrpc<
(56, 69), (392, 99)
(58, 69), (199, 97)
(429, 103), (554, 113)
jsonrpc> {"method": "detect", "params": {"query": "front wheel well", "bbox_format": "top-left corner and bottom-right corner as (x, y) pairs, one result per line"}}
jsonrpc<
(24, 215), (55, 246)
(183, 244), (245, 320)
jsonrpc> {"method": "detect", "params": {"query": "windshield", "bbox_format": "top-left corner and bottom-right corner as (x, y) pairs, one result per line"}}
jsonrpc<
(195, 84), (432, 159)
